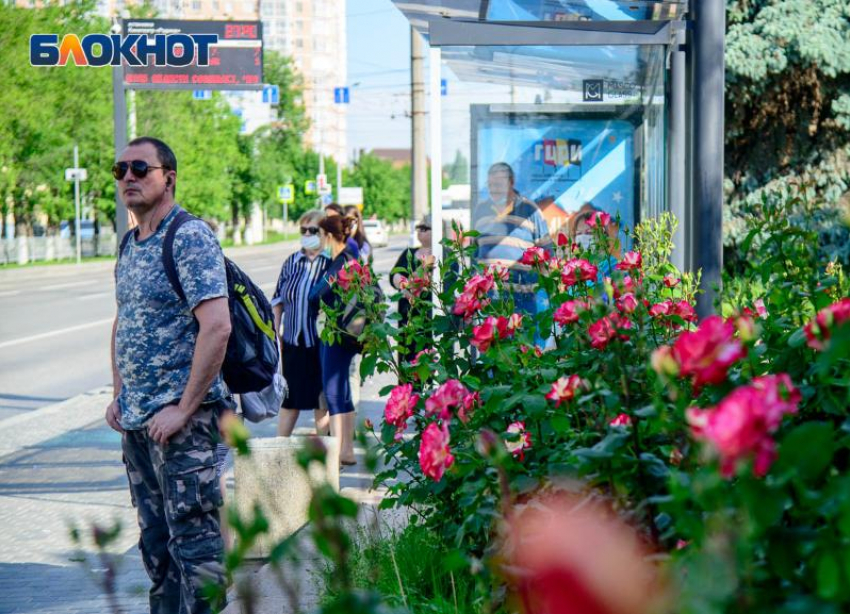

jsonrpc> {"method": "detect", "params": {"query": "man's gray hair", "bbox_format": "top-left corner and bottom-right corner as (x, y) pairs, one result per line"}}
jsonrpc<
(488, 162), (515, 183)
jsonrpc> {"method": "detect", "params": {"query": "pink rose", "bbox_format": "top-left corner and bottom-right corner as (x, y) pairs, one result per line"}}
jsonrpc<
(561, 259), (598, 287)
(673, 300), (697, 323)
(649, 300), (673, 318)
(425, 379), (469, 420)
(587, 211), (612, 228)
(615, 251), (642, 271)
(616, 293), (639, 314)
(672, 316), (746, 390)
(609, 413), (632, 427)
(754, 298), (768, 319)
(520, 246), (550, 267)
(553, 300), (588, 325)
(418, 422), (454, 481)
(687, 374), (799, 477)
(471, 316), (499, 352)
(458, 391), (480, 424)
(556, 231), (569, 247)
(588, 313), (630, 350)
(504, 421), (532, 460)
(804, 297), (850, 351)
(384, 383), (419, 429)
(545, 375), (584, 407)
(663, 275), (680, 288)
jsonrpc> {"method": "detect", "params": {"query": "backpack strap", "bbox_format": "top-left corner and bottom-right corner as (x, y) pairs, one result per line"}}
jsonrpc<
(162, 209), (198, 304)
(118, 228), (134, 260)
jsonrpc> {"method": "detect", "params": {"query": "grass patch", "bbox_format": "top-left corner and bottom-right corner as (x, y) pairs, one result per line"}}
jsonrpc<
(0, 254), (116, 269)
(323, 522), (476, 613)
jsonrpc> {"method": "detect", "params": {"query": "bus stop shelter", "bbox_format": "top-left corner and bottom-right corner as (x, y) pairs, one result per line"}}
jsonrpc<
(391, 0), (724, 314)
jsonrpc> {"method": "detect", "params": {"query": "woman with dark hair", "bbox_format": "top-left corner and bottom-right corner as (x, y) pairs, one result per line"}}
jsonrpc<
(344, 205), (372, 260)
(309, 215), (359, 465)
(390, 213), (433, 362)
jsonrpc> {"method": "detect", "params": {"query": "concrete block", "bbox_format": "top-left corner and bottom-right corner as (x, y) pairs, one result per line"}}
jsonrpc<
(234, 436), (340, 559)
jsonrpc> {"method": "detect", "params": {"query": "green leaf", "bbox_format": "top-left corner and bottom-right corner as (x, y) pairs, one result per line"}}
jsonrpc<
(550, 414), (571, 434)
(817, 552), (841, 600)
(776, 422), (835, 482)
(788, 327), (808, 348)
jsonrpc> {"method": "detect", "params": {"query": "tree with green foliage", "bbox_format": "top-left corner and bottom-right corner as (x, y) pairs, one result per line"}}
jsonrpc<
(724, 0), (850, 265)
(345, 153), (411, 222)
(0, 0), (114, 236)
(134, 90), (244, 221)
(443, 150), (469, 185)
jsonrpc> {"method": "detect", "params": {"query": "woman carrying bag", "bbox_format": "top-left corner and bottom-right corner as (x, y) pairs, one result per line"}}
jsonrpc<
(309, 215), (360, 466)
(271, 210), (331, 436)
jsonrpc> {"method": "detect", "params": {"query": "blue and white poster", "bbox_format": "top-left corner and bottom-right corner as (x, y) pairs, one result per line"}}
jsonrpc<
(472, 110), (637, 236)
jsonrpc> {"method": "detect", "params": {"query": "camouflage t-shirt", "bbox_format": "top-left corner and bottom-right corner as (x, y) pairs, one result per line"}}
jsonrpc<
(115, 206), (229, 430)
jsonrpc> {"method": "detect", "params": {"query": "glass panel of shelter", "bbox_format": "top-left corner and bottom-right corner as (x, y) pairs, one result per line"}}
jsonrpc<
(439, 43), (667, 253)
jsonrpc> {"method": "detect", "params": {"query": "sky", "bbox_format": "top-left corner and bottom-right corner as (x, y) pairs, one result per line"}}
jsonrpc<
(346, 0), (414, 155)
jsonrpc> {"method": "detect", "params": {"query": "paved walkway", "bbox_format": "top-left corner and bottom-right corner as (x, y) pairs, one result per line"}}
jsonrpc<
(0, 373), (390, 614)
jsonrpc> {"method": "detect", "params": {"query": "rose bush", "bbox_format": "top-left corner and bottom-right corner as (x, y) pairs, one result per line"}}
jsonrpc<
(322, 200), (850, 614)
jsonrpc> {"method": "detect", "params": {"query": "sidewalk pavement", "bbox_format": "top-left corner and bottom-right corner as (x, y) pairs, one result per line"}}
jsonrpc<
(0, 372), (392, 614)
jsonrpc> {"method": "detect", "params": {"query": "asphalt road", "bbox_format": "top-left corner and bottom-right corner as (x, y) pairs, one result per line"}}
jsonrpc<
(0, 235), (407, 422)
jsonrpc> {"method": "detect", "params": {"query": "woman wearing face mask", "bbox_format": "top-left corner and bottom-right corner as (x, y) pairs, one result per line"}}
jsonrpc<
(309, 215), (360, 465)
(271, 210), (331, 437)
(568, 203), (622, 281)
(344, 205), (372, 261)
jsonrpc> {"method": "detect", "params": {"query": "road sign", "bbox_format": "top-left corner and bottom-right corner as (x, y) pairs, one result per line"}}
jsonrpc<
(193, 89), (213, 100)
(65, 168), (87, 181)
(278, 184), (294, 204)
(304, 180), (317, 195)
(333, 87), (350, 104)
(441, 78), (447, 96)
(123, 20), (264, 91)
(262, 84), (279, 105)
(317, 173), (332, 196)
(338, 187), (363, 207)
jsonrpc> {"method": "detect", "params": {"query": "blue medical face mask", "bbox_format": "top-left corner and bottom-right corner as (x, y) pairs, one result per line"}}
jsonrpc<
(301, 235), (321, 250)
(576, 234), (593, 250)
(322, 245), (332, 257)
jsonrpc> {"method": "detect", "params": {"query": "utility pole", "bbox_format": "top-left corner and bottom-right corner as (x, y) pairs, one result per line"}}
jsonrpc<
(410, 26), (428, 241)
(73, 145), (82, 265)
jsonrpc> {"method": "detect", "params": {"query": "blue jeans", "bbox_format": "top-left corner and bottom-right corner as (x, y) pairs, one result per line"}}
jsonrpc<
(320, 341), (358, 415)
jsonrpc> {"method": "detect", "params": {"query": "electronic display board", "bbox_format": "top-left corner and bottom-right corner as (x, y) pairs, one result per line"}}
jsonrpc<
(122, 20), (263, 90)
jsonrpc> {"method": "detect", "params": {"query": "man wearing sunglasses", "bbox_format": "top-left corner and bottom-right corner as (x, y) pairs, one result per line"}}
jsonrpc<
(106, 136), (231, 613)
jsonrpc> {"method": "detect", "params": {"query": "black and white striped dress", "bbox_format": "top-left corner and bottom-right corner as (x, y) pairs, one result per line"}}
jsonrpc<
(271, 250), (330, 409)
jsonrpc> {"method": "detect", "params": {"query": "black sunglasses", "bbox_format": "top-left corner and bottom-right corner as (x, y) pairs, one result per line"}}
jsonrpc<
(416, 225), (431, 232)
(300, 226), (320, 236)
(112, 160), (170, 180)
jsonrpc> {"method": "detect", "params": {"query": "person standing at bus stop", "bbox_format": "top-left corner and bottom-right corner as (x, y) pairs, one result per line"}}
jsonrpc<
(473, 162), (553, 316)
(271, 209), (331, 437)
(105, 136), (230, 614)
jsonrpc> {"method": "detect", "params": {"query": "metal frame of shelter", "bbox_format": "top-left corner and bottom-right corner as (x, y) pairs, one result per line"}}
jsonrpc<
(392, 0), (725, 315)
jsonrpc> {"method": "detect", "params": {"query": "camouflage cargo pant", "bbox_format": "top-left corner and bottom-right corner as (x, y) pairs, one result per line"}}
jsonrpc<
(122, 401), (228, 614)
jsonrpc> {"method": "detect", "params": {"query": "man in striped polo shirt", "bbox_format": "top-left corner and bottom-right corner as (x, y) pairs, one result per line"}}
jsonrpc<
(473, 162), (553, 316)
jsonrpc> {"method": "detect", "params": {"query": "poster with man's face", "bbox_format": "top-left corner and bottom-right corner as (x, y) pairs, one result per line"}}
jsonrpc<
(472, 111), (637, 238)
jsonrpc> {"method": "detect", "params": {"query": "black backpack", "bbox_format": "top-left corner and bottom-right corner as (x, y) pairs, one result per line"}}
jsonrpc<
(119, 209), (278, 394)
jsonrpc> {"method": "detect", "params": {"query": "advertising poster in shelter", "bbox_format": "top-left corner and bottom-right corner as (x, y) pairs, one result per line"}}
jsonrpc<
(471, 108), (637, 240)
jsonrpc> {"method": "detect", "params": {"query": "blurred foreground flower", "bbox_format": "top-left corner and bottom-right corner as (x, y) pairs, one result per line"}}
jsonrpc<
(804, 297), (850, 351)
(686, 374), (800, 477)
(501, 491), (668, 614)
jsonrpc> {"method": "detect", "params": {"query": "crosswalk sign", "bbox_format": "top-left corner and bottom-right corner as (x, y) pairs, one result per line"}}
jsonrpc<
(278, 184), (294, 204)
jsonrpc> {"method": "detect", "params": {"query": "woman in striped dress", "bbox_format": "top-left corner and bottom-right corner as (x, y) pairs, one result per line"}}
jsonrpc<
(271, 210), (331, 436)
